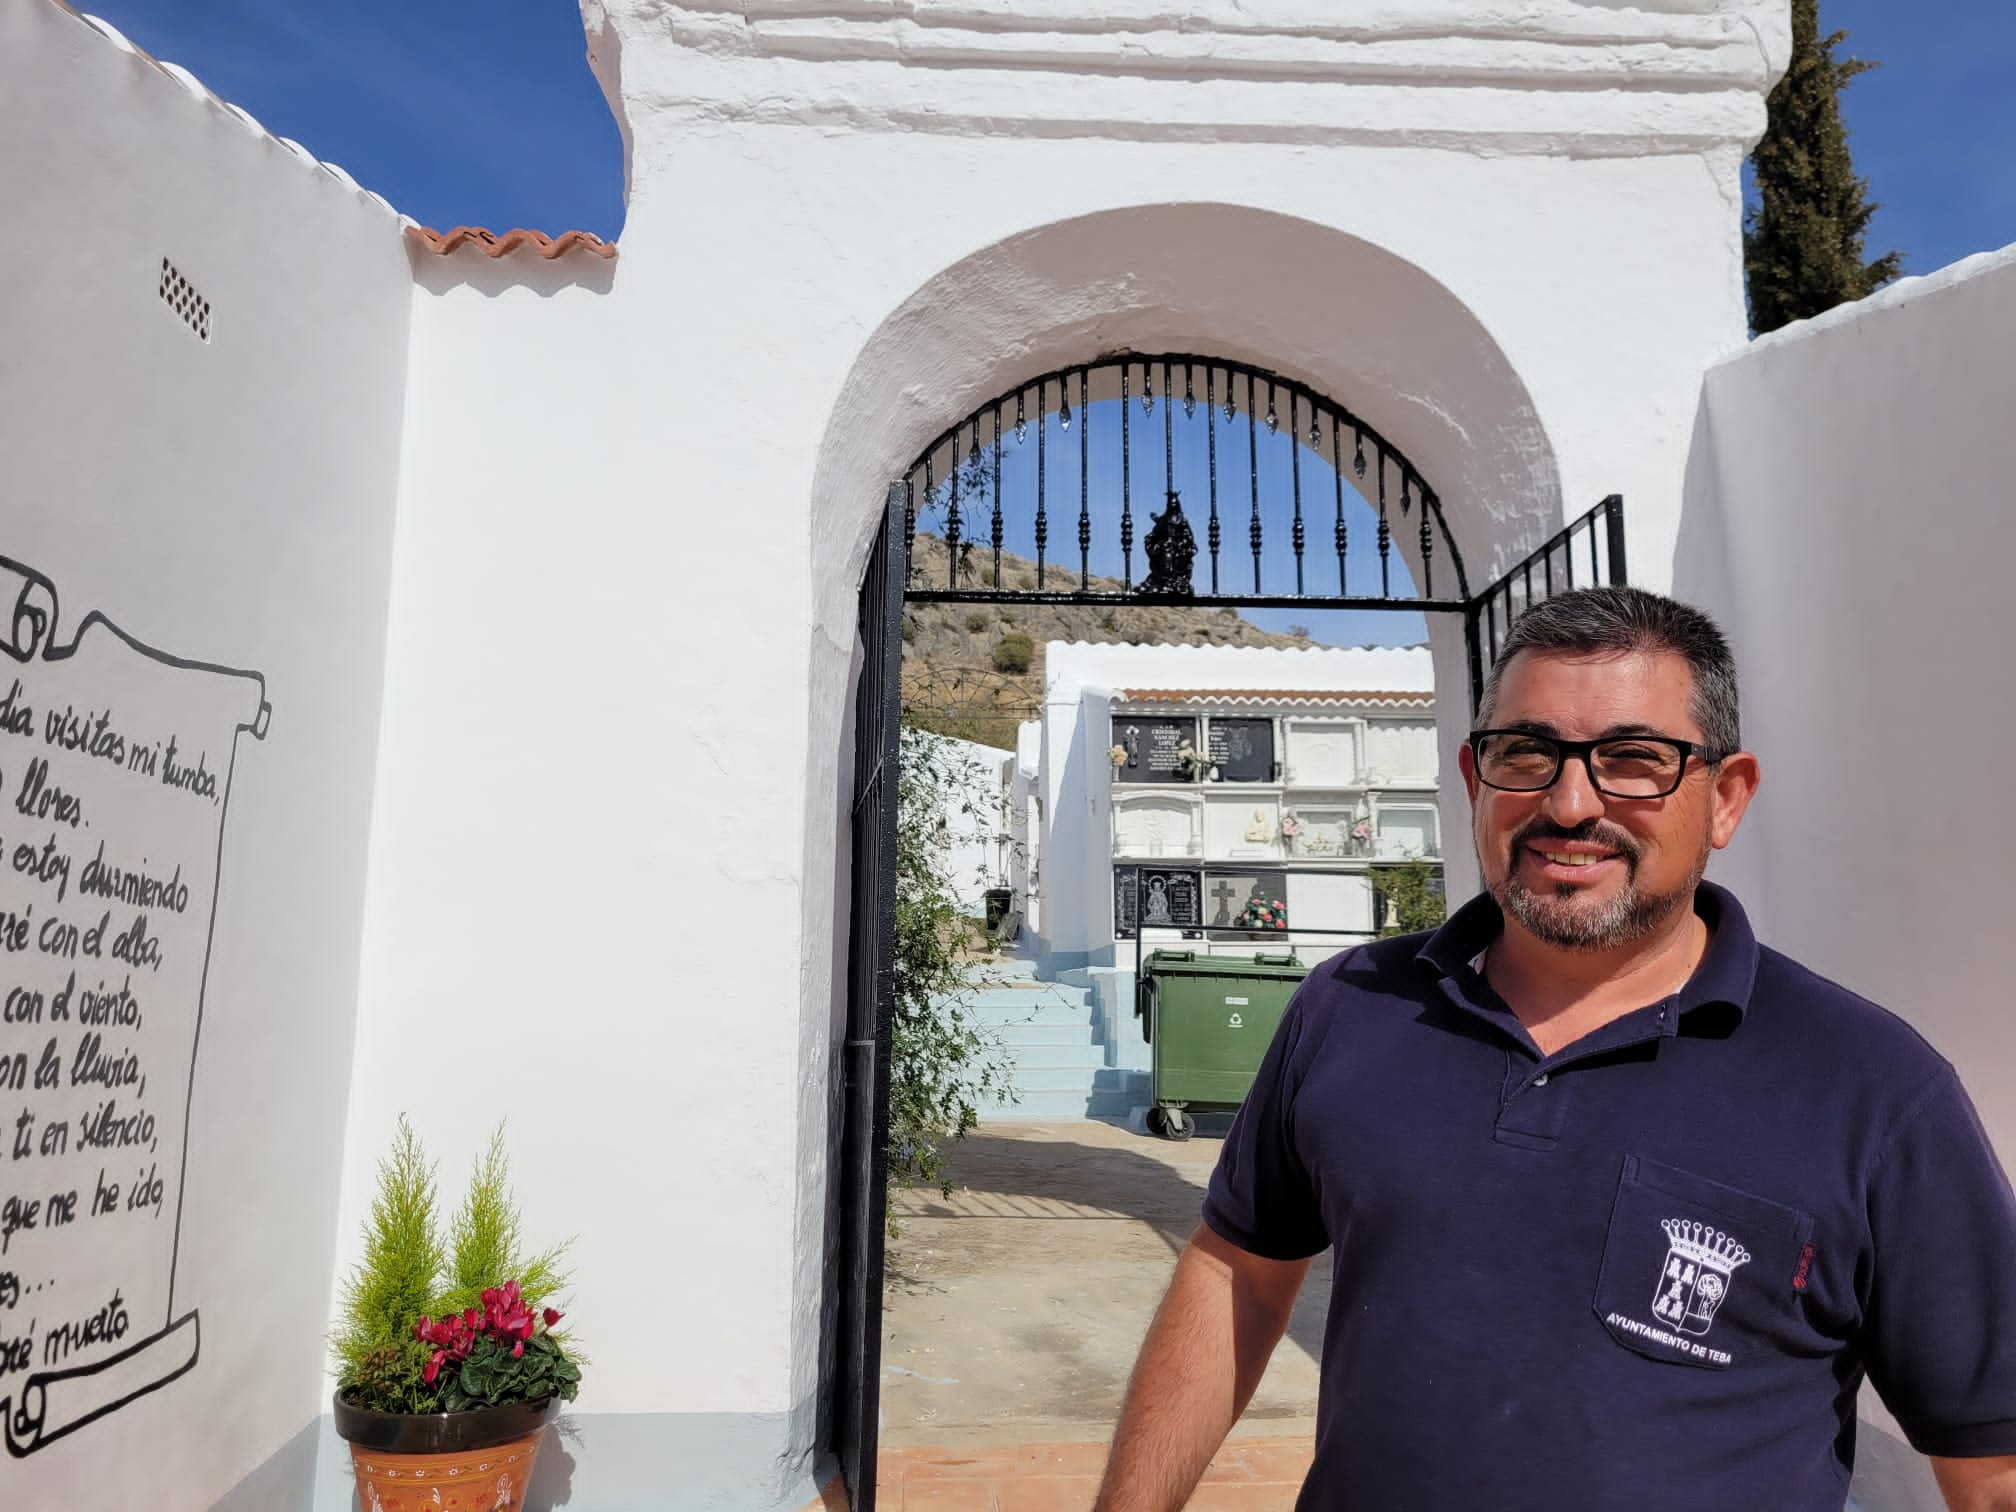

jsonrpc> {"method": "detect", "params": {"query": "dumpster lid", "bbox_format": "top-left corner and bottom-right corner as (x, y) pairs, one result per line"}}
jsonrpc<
(1143, 948), (1306, 979)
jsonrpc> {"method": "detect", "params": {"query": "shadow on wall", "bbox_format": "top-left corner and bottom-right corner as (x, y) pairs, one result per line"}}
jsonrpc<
(411, 248), (619, 298)
(1670, 389), (1768, 917)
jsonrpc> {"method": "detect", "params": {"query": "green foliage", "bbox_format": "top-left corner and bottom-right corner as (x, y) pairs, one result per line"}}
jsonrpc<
(333, 1117), (443, 1386)
(966, 611), (991, 632)
(990, 632), (1034, 674)
(346, 1336), (444, 1417)
(439, 1333), (582, 1415)
(333, 1121), (578, 1414)
(1371, 860), (1448, 938)
(1744, 0), (1902, 334)
(436, 1127), (573, 1322)
(889, 727), (1015, 1228)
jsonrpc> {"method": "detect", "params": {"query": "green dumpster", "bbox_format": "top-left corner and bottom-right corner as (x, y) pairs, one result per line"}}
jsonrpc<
(1137, 949), (1309, 1140)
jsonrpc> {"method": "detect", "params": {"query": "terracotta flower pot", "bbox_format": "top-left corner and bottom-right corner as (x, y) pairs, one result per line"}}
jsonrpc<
(334, 1392), (558, 1512)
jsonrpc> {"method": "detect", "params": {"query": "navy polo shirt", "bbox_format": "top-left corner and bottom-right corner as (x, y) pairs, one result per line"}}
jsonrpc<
(1204, 882), (2016, 1511)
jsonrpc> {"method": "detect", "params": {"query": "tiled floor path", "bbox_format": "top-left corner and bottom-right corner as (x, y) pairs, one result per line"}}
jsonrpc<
(804, 1436), (1316, 1510)
(802, 1120), (1321, 1510)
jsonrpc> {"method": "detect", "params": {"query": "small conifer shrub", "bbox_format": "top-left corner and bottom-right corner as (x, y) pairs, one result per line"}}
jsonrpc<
(333, 1119), (580, 1414)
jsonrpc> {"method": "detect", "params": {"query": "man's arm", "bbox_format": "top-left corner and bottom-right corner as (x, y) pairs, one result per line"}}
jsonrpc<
(1091, 1223), (1311, 1512)
(1933, 1456), (2016, 1511)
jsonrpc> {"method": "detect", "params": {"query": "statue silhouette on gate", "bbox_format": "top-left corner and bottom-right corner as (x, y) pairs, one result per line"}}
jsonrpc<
(1139, 491), (1197, 597)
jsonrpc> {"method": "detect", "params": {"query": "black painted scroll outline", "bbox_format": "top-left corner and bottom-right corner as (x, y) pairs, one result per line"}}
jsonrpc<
(0, 555), (268, 1458)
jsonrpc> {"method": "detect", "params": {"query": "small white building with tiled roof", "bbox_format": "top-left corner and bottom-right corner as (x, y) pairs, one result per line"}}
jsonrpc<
(1029, 641), (1443, 977)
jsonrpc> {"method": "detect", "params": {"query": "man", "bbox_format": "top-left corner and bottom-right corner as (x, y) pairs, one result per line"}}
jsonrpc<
(1094, 587), (2016, 1511)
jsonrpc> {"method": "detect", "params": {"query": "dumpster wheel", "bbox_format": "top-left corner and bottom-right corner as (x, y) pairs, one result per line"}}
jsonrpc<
(1148, 1105), (1195, 1141)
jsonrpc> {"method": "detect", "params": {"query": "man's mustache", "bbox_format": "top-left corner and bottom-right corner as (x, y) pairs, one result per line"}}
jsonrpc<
(1509, 817), (1641, 864)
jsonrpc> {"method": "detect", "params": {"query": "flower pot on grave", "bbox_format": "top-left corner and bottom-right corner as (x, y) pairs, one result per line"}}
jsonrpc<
(335, 1392), (557, 1512)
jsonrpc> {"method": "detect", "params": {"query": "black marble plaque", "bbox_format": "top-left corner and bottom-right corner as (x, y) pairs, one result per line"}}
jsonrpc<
(1207, 718), (1275, 782)
(1116, 867), (1202, 932)
(1112, 715), (1199, 783)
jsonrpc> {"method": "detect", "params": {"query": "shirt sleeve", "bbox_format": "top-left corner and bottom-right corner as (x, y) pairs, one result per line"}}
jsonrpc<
(1864, 1065), (2016, 1457)
(1201, 976), (1331, 1262)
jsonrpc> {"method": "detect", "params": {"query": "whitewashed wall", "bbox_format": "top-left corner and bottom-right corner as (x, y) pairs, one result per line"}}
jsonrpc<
(0, 5), (412, 1510)
(348, 0), (1782, 1502)
(924, 733), (1010, 917)
(1674, 243), (2016, 1512)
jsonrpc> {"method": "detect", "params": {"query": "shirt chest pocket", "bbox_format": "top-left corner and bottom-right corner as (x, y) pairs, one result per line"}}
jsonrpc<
(1592, 1155), (1814, 1371)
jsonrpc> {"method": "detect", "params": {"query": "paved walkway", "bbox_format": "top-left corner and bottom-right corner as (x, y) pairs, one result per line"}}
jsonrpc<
(877, 1439), (1314, 1509)
(804, 1438), (1316, 1510)
(823, 1118), (1321, 1509)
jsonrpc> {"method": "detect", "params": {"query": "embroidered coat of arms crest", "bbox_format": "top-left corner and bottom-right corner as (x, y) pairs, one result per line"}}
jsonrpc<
(1650, 1219), (1750, 1337)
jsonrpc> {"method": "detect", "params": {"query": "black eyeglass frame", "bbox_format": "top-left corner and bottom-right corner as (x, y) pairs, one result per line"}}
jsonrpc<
(1466, 729), (1735, 800)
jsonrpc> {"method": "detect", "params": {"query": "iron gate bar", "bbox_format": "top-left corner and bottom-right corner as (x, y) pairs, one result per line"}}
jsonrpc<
(1463, 494), (1626, 709)
(834, 484), (907, 1512)
(1206, 367), (1221, 592)
(904, 354), (1469, 606)
(841, 354), (1634, 1507)
(904, 590), (1474, 611)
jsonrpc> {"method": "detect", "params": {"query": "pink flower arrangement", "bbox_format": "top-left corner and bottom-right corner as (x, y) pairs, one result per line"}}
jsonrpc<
(1279, 813), (1304, 842)
(415, 1281), (565, 1385)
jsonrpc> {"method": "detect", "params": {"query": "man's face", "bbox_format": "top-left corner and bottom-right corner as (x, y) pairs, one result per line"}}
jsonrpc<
(1458, 648), (1760, 951)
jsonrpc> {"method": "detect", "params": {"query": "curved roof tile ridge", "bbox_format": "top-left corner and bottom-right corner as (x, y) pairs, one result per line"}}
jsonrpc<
(62, 3), (399, 220)
(404, 225), (618, 261)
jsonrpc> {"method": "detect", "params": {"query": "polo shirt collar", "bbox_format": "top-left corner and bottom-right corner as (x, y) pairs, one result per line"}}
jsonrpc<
(1417, 879), (1760, 1021)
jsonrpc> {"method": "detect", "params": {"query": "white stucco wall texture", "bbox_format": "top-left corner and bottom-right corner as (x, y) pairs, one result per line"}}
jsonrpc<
(4, 0), (1849, 1505)
(0, 4), (413, 1508)
(344, 1), (1784, 1502)
(1675, 243), (2016, 1512)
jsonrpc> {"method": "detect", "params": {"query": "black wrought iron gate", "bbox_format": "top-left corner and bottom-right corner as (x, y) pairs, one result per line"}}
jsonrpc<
(833, 484), (907, 1509)
(829, 358), (1626, 1510)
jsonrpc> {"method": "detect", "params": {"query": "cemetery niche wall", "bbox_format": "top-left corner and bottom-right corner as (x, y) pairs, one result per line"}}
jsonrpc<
(1033, 642), (1444, 975)
(0, 558), (269, 1455)
(1108, 690), (1440, 964)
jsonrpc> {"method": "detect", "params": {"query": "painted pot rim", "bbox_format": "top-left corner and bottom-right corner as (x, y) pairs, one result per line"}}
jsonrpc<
(332, 1390), (558, 1454)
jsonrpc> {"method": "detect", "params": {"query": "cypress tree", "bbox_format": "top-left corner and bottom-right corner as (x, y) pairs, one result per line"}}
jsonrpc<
(1744, 0), (1903, 334)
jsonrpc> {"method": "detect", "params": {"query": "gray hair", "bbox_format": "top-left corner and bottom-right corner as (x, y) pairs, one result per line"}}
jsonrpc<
(1478, 586), (1741, 754)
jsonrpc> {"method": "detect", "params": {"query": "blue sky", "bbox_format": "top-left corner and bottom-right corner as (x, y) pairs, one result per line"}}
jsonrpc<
(81, 1), (2014, 272)
(77, 1), (2015, 646)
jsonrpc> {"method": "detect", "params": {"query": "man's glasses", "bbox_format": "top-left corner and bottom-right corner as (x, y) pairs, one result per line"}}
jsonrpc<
(1468, 730), (1732, 800)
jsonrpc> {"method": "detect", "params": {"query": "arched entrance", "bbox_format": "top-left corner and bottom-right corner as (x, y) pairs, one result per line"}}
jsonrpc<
(831, 350), (1624, 1507)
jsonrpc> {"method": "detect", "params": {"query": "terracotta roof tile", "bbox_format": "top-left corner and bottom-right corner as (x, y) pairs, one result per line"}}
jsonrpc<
(405, 225), (617, 261)
(1118, 688), (1432, 706)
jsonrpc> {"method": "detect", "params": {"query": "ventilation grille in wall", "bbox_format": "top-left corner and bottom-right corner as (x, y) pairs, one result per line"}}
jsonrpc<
(158, 258), (211, 342)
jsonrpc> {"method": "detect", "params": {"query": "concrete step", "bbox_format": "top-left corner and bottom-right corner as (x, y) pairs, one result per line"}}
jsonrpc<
(988, 1043), (1107, 1071)
(1087, 1069), (1153, 1118)
(962, 958), (1038, 983)
(997, 1064), (1109, 1093)
(978, 1088), (1096, 1122)
(957, 985), (1091, 1012)
(988, 1019), (1101, 1047)
(956, 1002), (1095, 1030)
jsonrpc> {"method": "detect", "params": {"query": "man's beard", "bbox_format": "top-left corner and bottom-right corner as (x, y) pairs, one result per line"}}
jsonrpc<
(1489, 818), (1708, 951)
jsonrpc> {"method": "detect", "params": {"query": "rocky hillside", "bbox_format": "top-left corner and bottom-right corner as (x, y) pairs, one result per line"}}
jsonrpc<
(900, 534), (1312, 750)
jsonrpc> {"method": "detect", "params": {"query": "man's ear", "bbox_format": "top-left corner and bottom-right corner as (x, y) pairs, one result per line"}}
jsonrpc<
(1458, 740), (1480, 805)
(1709, 750), (1760, 850)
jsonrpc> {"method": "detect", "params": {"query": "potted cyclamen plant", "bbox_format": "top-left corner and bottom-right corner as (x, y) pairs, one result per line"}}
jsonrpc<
(331, 1119), (580, 1512)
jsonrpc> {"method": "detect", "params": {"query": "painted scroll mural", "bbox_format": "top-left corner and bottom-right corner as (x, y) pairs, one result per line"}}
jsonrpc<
(0, 558), (267, 1455)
